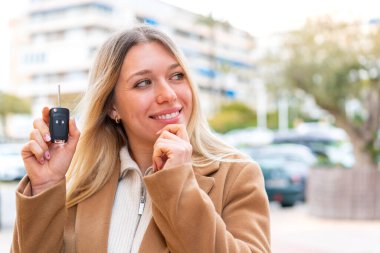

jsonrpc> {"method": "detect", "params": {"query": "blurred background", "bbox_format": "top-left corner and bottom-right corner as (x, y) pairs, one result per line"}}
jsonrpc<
(1, 0), (380, 252)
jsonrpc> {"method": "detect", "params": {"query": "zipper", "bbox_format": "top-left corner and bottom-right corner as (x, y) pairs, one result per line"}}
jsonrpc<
(138, 195), (145, 215)
(136, 166), (154, 216)
(130, 166), (155, 252)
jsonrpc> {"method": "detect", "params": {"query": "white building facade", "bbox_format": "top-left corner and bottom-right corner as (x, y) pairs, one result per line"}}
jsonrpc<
(10, 0), (257, 116)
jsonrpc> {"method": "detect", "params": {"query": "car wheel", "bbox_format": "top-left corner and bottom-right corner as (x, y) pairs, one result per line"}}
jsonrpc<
(280, 202), (295, 208)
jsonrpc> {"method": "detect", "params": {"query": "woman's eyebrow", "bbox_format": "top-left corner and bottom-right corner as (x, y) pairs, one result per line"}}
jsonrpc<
(126, 63), (180, 82)
(168, 63), (180, 70)
(126, 69), (151, 83)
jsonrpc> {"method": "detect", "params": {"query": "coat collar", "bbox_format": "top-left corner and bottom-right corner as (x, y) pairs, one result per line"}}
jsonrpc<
(193, 159), (221, 176)
(75, 159), (220, 253)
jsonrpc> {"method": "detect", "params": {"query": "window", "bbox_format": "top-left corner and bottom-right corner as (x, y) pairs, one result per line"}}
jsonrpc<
(24, 52), (46, 64)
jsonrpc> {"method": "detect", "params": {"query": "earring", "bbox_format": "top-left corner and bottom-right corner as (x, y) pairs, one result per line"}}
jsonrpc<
(115, 116), (120, 124)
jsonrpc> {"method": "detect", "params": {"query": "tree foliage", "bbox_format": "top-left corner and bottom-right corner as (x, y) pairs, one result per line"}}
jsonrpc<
(266, 16), (380, 169)
(0, 92), (31, 116)
(208, 102), (256, 133)
(0, 92), (31, 139)
(208, 102), (280, 133)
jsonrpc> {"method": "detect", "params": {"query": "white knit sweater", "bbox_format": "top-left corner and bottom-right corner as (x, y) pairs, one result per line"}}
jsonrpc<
(108, 146), (153, 253)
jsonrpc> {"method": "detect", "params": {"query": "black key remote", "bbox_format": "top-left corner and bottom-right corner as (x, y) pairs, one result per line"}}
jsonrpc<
(49, 85), (69, 143)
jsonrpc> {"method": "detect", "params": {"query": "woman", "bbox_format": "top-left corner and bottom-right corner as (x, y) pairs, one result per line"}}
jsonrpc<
(12, 25), (271, 253)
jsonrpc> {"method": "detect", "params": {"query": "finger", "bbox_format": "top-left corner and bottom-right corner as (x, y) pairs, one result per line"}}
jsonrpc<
(153, 156), (163, 171)
(33, 118), (51, 142)
(157, 124), (189, 141)
(21, 142), (34, 160)
(153, 140), (190, 171)
(42, 107), (50, 124)
(153, 151), (169, 171)
(158, 130), (185, 142)
(28, 140), (46, 164)
(152, 146), (162, 171)
(153, 137), (174, 150)
(153, 140), (168, 157)
(157, 124), (184, 136)
(152, 141), (171, 171)
(29, 129), (50, 160)
(154, 136), (192, 158)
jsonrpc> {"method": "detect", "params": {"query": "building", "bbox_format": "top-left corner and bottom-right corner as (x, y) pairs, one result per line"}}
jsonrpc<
(10, 0), (257, 116)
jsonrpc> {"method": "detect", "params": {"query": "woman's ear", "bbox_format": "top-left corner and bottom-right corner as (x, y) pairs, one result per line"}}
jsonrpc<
(108, 105), (119, 120)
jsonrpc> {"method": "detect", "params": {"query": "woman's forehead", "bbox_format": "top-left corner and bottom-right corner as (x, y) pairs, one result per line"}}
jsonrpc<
(122, 42), (180, 71)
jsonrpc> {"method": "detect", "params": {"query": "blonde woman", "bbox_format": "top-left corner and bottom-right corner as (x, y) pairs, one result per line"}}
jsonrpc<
(12, 25), (271, 253)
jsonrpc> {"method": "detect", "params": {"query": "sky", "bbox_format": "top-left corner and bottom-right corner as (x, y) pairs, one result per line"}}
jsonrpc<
(162, 0), (379, 37)
(0, 0), (379, 91)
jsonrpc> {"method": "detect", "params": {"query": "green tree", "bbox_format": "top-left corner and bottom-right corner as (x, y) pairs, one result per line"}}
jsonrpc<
(208, 102), (256, 133)
(209, 101), (288, 133)
(0, 92), (31, 138)
(267, 16), (380, 170)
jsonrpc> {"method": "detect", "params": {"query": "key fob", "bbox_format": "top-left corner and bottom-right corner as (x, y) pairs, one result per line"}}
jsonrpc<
(49, 107), (69, 143)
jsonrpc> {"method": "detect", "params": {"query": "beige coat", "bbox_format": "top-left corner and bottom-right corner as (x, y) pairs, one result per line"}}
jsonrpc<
(11, 158), (271, 253)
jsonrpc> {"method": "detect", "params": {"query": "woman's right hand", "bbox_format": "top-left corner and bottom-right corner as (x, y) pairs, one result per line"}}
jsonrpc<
(21, 107), (81, 195)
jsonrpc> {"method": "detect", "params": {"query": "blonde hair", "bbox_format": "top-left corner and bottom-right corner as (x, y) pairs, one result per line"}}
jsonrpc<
(66, 25), (248, 207)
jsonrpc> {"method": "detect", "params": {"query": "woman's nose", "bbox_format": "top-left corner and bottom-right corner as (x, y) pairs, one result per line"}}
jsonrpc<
(156, 80), (177, 104)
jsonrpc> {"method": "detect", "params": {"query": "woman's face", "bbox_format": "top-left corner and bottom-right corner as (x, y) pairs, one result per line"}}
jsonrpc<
(112, 41), (193, 147)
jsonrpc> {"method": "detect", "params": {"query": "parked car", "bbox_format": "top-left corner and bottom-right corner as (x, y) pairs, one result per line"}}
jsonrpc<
(258, 159), (304, 207)
(246, 143), (317, 168)
(223, 127), (274, 147)
(273, 124), (354, 167)
(243, 144), (316, 201)
(0, 143), (26, 181)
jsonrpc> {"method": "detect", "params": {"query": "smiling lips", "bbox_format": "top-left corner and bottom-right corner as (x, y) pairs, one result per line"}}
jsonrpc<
(150, 108), (182, 121)
(154, 111), (179, 120)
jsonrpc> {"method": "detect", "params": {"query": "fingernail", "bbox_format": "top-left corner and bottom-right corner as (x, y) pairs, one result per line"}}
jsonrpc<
(44, 134), (51, 142)
(45, 151), (50, 160)
(73, 118), (77, 129)
(39, 157), (45, 164)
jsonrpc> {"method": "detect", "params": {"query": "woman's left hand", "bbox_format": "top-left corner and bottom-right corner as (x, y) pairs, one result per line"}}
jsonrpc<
(153, 124), (192, 171)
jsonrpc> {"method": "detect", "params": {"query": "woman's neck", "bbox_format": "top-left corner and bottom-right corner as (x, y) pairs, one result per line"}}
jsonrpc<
(127, 140), (153, 175)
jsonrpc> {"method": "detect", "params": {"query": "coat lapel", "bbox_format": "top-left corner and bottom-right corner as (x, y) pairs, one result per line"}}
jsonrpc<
(194, 160), (220, 194)
(75, 166), (119, 253)
(139, 161), (219, 252)
(195, 174), (215, 194)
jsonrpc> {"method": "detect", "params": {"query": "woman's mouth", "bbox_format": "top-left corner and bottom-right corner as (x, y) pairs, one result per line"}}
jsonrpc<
(153, 111), (180, 120)
(150, 108), (182, 122)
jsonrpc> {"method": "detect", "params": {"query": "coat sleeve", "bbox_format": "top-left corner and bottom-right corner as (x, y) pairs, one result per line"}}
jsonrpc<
(11, 176), (66, 253)
(143, 162), (271, 253)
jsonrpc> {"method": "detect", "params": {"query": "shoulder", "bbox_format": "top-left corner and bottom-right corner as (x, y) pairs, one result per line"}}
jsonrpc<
(214, 153), (264, 192)
(219, 152), (262, 178)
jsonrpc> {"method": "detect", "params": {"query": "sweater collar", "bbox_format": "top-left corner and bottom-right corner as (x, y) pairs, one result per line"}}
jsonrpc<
(119, 146), (140, 179)
(119, 146), (155, 179)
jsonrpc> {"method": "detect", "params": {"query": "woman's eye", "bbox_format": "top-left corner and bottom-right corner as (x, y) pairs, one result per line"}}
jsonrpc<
(171, 72), (184, 81)
(135, 79), (151, 88)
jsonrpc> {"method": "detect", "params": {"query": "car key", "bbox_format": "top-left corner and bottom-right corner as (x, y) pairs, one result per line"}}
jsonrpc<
(49, 84), (69, 143)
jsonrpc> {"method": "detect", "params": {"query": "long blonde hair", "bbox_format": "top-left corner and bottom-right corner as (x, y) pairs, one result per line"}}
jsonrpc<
(66, 25), (248, 207)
